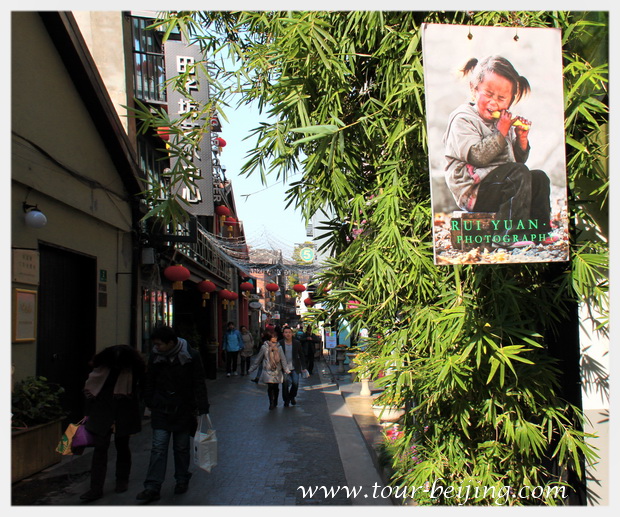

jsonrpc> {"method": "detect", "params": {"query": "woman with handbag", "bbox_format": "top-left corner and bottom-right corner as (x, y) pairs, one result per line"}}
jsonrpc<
(249, 330), (290, 410)
(79, 345), (145, 502)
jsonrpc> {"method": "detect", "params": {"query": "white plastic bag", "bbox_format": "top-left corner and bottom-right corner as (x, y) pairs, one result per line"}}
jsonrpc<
(193, 415), (217, 473)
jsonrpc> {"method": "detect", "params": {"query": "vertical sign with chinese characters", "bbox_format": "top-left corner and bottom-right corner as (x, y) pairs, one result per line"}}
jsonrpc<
(164, 41), (214, 216)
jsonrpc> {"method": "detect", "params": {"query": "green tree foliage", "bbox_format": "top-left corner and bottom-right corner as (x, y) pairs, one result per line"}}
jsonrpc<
(140, 10), (608, 505)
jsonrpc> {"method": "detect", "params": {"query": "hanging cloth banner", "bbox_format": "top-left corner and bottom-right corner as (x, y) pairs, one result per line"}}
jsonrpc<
(422, 23), (570, 265)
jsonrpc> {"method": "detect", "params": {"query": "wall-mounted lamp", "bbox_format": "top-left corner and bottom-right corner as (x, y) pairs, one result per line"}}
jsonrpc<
(23, 203), (48, 229)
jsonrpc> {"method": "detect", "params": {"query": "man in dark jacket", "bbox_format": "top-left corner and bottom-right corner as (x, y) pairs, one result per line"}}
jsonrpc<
(279, 326), (308, 407)
(136, 326), (210, 503)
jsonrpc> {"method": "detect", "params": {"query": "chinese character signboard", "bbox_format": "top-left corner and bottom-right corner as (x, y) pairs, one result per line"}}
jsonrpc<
(422, 24), (570, 265)
(12, 249), (39, 285)
(165, 41), (214, 216)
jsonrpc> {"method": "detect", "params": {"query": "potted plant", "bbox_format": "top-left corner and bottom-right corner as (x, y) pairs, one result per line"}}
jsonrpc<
(350, 351), (373, 396)
(11, 376), (66, 482)
(371, 393), (406, 424)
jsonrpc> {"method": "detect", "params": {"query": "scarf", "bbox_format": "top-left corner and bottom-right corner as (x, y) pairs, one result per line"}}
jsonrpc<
(268, 343), (280, 370)
(152, 337), (193, 365)
(84, 366), (133, 398)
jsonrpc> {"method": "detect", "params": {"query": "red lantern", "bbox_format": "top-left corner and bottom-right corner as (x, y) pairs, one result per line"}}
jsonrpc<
(164, 265), (190, 290)
(265, 282), (279, 302)
(218, 289), (233, 308)
(197, 280), (217, 306)
(293, 284), (306, 294)
(228, 291), (239, 309)
(156, 127), (171, 141)
(215, 137), (227, 148)
(225, 216), (237, 232)
(240, 281), (254, 298)
(215, 205), (231, 217)
(304, 297), (315, 307)
(215, 205), (231, 227)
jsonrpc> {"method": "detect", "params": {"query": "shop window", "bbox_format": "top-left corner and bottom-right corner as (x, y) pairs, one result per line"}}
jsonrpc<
(142, 288), (173, 352)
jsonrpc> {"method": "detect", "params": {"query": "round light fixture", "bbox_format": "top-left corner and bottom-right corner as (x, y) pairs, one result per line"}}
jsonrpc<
(23, 204), (47, 229)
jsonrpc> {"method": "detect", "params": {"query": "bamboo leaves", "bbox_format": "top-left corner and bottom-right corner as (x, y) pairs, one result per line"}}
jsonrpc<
(132, 10), (607, 505)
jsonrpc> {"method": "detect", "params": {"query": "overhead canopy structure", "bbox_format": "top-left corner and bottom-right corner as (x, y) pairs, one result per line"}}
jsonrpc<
(202, 229), (324, 276)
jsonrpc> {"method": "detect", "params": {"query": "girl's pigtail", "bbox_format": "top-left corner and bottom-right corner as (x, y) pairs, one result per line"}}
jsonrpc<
(515, 75), (531, 103)
(460, 58), (478, 77)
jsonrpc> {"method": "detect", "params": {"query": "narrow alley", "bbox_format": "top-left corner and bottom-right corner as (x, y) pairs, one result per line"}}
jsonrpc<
(12, 358), (393, 507)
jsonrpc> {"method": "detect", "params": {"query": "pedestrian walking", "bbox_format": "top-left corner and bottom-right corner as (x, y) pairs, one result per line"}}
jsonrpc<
(251, 330), (272, 384)
(279, 326), (308, 407)
(301, 325), (320, 375)
(79, 345), (145, 502)
(239, 325), (255, 376)
(222, 321), (244, 377)
(249, 331), (290, 410)
(136, 326), (210, 504)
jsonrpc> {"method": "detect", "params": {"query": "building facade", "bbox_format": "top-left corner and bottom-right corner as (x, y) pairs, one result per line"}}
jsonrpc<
(11, 11), (252, 420)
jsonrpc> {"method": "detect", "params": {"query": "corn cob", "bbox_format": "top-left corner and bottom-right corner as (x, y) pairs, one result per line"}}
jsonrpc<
(491, 111), (530, 130)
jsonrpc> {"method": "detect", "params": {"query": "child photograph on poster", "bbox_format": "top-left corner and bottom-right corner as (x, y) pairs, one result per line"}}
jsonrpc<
(422, 23), (570, 265)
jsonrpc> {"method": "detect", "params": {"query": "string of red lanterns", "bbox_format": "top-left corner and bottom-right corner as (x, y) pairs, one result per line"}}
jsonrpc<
(218, 289), (238, 309)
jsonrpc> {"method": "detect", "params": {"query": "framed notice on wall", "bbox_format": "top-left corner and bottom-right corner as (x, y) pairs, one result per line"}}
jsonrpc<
(13, 289), (37, 342)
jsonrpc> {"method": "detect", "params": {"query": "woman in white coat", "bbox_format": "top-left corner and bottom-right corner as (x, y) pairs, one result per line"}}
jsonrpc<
(249, 331), (290, 410)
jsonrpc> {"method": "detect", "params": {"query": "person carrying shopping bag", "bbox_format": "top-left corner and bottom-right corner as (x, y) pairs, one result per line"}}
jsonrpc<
(79, 345), (145, 502)
(136, 325), (209, 504)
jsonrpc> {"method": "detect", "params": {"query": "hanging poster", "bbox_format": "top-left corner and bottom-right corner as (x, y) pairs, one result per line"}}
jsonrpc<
(422, 24), (570, 265)
(324, 329), (338, 349)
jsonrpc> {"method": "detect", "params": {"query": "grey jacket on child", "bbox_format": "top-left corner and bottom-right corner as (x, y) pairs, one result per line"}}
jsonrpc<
(443, 102), (530, 211)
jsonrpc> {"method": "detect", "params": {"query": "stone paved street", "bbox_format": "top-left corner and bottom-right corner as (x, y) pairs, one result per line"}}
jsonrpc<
(12, 358), (390, 507)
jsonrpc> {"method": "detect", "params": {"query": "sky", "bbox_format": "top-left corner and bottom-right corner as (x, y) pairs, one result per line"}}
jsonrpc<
(217, 101), (311, 259)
